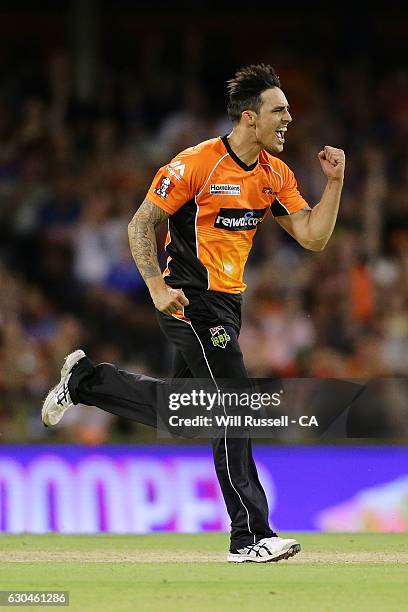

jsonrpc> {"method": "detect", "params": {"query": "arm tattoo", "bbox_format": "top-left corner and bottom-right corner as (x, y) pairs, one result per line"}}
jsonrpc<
(128, 198), (170, 281)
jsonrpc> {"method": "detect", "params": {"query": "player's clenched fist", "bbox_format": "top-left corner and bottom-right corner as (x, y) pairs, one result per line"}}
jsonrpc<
(318, 146), (345, 181)
(150, 284), (189, 315)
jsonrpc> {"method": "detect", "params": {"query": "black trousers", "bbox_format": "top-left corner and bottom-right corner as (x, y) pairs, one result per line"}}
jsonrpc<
(68, 291), (275, 549)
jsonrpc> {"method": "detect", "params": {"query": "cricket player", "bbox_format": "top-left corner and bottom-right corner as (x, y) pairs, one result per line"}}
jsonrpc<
(42, 64), (345, 562)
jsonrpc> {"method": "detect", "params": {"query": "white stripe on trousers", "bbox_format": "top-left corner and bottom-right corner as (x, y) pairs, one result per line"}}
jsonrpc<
(187, 321), (255, 542)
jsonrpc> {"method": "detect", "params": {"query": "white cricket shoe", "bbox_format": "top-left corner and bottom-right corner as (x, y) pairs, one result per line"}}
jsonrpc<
(42, 350), (85, 427)
(227, 536), (301, 563)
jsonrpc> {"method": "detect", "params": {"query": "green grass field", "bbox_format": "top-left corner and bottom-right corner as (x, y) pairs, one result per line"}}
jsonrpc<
(0, 533), (407, 611)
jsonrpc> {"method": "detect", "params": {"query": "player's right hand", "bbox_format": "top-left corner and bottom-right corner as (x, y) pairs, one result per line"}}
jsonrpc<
(150, 285), (189, 315)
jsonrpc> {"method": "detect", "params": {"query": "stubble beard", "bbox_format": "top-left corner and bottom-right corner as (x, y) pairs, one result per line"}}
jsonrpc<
(265, 144), (284, 155)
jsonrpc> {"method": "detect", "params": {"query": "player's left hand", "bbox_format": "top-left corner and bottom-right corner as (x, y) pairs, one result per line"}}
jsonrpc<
(318, 146), (345, 181)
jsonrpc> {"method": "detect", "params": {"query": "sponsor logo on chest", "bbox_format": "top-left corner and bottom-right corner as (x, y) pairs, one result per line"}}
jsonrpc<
(214, 207), (267, 231)
(210, 183), (241, 196)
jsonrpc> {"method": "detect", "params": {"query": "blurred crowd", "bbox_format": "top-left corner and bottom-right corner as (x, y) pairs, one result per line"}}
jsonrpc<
(0, 33), (407, 443)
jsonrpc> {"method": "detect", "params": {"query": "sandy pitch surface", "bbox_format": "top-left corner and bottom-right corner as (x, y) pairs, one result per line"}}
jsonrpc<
(1, 551), (408, 564)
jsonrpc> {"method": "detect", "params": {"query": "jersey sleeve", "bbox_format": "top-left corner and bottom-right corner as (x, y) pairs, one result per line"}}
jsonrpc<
(271, 161), (310, 217)
(147, 151), (201, 215)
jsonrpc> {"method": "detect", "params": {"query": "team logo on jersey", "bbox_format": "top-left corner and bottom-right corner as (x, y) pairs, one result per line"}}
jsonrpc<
(214, 208), (267, 231)
(262, 187), (278, 195)
(153, 175), (175, 199)
(210, 184), (241, 196)
(165, 160), (186, 181)
(210, 326), (230, 349)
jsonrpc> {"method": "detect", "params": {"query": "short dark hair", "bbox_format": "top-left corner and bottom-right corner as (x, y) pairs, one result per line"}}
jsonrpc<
(226, 63), (281, 123)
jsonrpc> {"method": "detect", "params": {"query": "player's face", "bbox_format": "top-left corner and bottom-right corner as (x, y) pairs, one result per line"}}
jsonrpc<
(255, 88), (292, 154)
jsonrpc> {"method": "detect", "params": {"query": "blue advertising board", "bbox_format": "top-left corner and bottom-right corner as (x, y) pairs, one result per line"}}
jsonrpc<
(0, 445), (406, 533)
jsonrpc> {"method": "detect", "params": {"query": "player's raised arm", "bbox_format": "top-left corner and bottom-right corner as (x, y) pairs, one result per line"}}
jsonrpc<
(128, 198), (189, 315)
(275, 146), (345, 251)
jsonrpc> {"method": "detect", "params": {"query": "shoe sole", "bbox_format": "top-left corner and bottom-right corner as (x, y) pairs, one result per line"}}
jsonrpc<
(42, 350), (85, 427)
(227, 543), (301, 563)
(42, 381), (68, 428)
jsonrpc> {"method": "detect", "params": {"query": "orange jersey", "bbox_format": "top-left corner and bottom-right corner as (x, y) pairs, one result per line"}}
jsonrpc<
(147, 135), (309, 294)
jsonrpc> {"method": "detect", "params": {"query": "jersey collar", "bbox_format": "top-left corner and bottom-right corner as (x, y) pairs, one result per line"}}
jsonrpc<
(221, 135), (258, 172)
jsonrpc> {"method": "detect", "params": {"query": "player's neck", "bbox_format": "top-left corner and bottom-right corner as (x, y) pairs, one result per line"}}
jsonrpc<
(227, 128), (262, 166)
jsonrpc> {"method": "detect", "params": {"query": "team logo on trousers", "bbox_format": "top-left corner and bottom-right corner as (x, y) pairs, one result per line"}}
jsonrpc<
(210, 326), (230, 349)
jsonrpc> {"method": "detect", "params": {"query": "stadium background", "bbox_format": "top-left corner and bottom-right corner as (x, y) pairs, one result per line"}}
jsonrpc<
(0, 1), (407, 534)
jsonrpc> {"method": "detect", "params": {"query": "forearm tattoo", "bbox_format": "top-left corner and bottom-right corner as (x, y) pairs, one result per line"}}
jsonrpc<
(128, 198), (170, 280)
